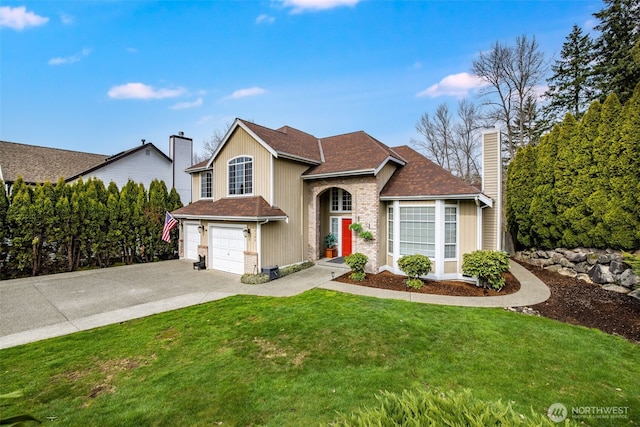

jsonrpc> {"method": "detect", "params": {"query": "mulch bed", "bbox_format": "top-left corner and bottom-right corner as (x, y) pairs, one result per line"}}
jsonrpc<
(334, 270), (520, 296)
(334, 263), (640, 344)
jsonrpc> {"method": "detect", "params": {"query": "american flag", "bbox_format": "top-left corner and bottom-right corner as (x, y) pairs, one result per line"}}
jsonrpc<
(162, 212), (178, 242)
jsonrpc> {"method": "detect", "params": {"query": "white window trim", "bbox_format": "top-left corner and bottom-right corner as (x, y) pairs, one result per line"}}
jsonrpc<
(387, 205), (394, 256)
(200, 170), (213, 199)
(330, 188), (352, 213)
(227, 155), (254, 197)
(443, 202), (459, 261)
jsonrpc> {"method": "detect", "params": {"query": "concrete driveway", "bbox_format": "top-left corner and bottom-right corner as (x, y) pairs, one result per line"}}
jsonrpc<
(0, 259), (549, 350)
(0, 260), (336, 349)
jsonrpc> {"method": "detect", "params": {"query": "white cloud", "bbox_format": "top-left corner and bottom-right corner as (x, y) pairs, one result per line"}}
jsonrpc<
(0, 5), (48, 30)
(48, 47), (92, 65)
(170, 97), (203, 110)
(416, 72), (488, 98)
(108, 83), (187, 100)
(256, 14), (275, 24)
(280, 0), (360, 13)
(226, 86), (266, 99)
(126, 47), (138, 53)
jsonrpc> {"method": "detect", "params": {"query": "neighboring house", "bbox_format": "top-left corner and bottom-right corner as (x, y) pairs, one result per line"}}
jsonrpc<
(171, 118), (501, 279)
(0, 133), (193, 204)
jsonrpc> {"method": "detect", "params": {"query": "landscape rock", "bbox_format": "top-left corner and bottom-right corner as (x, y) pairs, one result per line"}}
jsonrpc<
(576, 273), (593, 284)
(546, 265), (562, 273)
(565, 251), (587, 263)
(629, 290), (640, 301)
(609, 259), (629, 275)
(602, 284), (631, 294)
(574, 262), (590, 273)
(619, 269), (638, 289)
(557, 268), (577, 278)
(588, 264), (615, 284)
(586, 253), (600, 265)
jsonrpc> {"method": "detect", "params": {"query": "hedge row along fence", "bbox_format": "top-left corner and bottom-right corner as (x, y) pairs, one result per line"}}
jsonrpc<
(506, 83), (640, 251)
(0, 177), (182, 279)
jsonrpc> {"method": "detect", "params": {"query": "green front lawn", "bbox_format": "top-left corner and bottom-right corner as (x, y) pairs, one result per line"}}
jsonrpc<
(2, 289), (638, 426)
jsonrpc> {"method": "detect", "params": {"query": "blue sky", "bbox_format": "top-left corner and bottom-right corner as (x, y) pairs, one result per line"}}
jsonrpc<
(1, 0), (602, 158)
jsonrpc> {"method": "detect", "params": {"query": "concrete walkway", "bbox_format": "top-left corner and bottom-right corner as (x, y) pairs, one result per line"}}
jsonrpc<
(0, 259), (548, 349)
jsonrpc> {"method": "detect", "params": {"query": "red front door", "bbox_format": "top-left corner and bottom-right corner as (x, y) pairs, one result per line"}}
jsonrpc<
(341, 218), (352, 257)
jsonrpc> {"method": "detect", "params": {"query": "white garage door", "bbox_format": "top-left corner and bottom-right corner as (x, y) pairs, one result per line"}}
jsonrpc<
(209, 226), (245, 274)
(184, 224), (200, 260)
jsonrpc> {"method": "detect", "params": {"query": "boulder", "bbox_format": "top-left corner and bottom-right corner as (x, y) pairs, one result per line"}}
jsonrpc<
(619, 269), (638, 289)
(535, 250), (550, 259)
(586, 253), (600, 265)
(574, 262), (590, 273)
(529, 258), (552, 268)
(551, 252), (565, 264)
(559, 257), (575, 268)
(576, 273), (593, 284)
(602, 284), (631, 294)
(629, 289), (640, 301)
(546, 264), (562, 273)
(609, 259), (629, 275)
(558, 268), (577, 278)
(597, 254), (611, 264)
(565, 251), (587, 263)
(588, 264), (615, 284)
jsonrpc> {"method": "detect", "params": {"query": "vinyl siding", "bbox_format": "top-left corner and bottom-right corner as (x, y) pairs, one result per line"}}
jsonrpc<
(261, 158), (309, 267)
(482, 130), (501, 251)
(459, 200), (478, 257)
(376, 162), (398, 191)
(191, 173), (200, 202)
(214, 127), (271, 200)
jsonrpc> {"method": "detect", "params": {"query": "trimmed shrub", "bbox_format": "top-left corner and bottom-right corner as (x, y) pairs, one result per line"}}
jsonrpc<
(345, 252), (368, 281)
(462, 250), (510, 290)
(279, 261), (314, 277)
(397, 254), (431, 289)
(332, 388), (578, 426)
(240, 273), (269, 284)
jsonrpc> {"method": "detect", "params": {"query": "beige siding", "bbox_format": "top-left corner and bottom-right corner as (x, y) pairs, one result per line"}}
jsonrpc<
(459, 200), (478, 257)
(482, 130), (501, 251)
(191, 173), (200, 202)
(376, 162), (398, 191)
(261, 158), (310, 267)
(214, 127), (272, 200)
(444, 261), (458, 274)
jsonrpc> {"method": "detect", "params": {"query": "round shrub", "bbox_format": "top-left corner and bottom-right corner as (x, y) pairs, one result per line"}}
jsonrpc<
(397, 254), (432, 289)
(345, 252), (368, 281)
(462, 250), (510, 290)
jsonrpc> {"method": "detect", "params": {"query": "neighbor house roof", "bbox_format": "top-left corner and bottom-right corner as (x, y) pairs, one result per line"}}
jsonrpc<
(185, 159), (210, 173)
(65, 143), (171, 181)
(303, 131), (406, 178)
(0, 141), (108, 185)
(171, 196), (287, 221)
(380, 145), (491, 205)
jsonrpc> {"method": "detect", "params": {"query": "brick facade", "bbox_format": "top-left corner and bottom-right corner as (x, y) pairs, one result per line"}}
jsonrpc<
(306, 177), (381, 273)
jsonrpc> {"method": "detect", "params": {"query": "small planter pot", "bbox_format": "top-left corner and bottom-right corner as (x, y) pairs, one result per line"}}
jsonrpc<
(325, 248), (337, 258)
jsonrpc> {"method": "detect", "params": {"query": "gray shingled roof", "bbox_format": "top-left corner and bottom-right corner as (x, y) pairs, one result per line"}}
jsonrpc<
(0, 141), (109, 185)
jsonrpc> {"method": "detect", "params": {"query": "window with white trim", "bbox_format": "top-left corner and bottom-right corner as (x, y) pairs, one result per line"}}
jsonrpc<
(228, 156), (252, 195)
(444, 206), (457, 258)
(331, 188), (352, 212)
(387, 206), (393, 254)
(200, 171), (212, 199)
(399, 206), (435, 258)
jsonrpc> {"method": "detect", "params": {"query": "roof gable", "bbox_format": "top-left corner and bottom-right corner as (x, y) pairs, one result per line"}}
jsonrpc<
(303, 131), (405, 178)
(380, 145), (484, 199)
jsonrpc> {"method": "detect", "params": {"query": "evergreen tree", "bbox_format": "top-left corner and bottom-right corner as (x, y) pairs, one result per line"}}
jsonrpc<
(6, 177), (34, 276)
(0, 181), (9, 277)
(506, 145), (537, 248)
(30, 182), (56, 275)
(604, 82), (640, 248)
(552, 114), (580, 247)
(586, 93), (622, 246)
(85, 178), (110, 267)
(118, 180), (143, 264)
(592, 0), (640, 103)
(528, 125), (561, 248)
(545, 25), (596, 121)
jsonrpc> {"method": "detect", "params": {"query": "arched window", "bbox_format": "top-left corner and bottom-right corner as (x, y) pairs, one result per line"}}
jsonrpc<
(330, 188), (351, 212)
(228, 156), (253, 195)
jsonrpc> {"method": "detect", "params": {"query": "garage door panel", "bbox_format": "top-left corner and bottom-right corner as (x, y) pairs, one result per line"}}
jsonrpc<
(209, 226), (245, 275)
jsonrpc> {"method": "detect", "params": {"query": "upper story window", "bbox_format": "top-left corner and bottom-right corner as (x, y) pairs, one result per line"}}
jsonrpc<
(331, 188), (352, 212)
(200, 171), (212, 199)
(228, 156), (253, 196)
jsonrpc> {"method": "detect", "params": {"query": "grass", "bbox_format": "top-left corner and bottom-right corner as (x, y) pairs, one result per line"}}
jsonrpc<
(1, 289), (639, 426)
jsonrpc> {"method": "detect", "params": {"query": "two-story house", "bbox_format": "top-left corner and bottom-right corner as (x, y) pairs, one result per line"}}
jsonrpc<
(171, 118), (501, 279)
